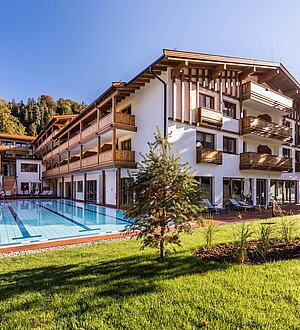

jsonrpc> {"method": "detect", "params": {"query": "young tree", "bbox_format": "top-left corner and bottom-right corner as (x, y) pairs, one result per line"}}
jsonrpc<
(125, 130), (204, 260)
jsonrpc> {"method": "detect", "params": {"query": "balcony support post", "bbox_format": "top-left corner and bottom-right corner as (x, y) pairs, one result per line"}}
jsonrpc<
(97, 136), (101, 165)
(219, 76), (223, 115)
(116, 168), (121, 209)
(61, 177), (64, 199)
(83, 173), (87, 203)
(68, 151), (70, 172)
(71, 175), (74, 200)
(80, 145), (83, 170)
(102, 170), (106, 206)
(112, 128), (116, 161)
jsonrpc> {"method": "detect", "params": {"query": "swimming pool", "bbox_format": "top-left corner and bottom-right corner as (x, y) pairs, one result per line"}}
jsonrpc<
(0, 199), (131, 247)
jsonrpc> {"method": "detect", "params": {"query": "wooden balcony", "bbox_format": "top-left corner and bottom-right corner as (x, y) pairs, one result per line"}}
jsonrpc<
(196, 148), (222, 165)
(242, 81), (293, 115)
(240, 152), (292, 172)
(241, 116), (292, 143)
(80, 113), (136, 142)
(115, 112), (136, 127)
(44, 150), (136, 177)
(197, 107), (223, 127)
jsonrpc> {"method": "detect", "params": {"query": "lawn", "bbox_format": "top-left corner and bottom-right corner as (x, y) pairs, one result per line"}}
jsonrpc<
(0, 218), (299, 330)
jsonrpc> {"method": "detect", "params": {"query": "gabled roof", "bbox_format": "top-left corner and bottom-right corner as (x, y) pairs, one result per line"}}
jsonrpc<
(53, 49), (300, 139)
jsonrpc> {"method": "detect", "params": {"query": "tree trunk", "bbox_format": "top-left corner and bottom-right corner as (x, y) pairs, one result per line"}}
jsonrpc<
(160, 237), (165, 260)
(160, 226), (165, 261)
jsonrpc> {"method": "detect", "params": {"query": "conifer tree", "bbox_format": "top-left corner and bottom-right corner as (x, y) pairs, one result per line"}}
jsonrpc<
(125, 130), (204, 260)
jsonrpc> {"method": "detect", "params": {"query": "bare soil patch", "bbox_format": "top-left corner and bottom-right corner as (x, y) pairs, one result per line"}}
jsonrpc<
(195, 239), (300, 264)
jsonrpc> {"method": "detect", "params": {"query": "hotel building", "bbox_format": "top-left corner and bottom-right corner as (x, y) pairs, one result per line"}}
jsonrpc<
(34, 49), (300, 207)
(0, 133), (42, 194)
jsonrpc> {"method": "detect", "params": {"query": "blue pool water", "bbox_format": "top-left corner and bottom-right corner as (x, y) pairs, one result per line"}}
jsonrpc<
(0, 199), (131, 247)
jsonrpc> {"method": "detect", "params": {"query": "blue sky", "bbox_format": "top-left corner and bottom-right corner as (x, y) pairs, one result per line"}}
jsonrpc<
(1, 0), (300, 104)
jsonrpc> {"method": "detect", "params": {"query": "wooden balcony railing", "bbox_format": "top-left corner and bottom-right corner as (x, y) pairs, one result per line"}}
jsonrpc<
(115, 150), (135, 163)
(44, 150), (136, 177)
(82, 154), (98, 168)
(196, 148), (222, 165)
(80, 113), (136, 141)
(197, 107), (223, 127)
(242, 81), (293, 114)
(81, 121), (98, 140)
(68, 134), (80, 147)
(60, 164), (69, 173)
(241, 116), (292, 142)
(59, 141), (68, 154)
(115, 112), (136, 126)
(240, 152), (292, 172)
(69, 160), (80, 171)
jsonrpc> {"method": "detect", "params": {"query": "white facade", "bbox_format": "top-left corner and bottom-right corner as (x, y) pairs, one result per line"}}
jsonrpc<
(39, 50), (300, 208)
(16, 158), (44, 193)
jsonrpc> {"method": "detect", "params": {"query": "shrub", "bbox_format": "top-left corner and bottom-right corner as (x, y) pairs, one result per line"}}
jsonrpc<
(230, 222), (253, 264)
(203, 217), (219, 249)
(256, 222), (276, 258)
(278, 217), (298, 243)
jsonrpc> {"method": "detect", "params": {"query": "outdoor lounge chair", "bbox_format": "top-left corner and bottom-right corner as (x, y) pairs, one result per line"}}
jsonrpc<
(229, 198), (256, 211)
(201, 198), (227, 214)
(47, 190), (53, 196)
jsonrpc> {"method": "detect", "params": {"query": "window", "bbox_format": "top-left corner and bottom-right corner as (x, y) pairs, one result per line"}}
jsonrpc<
(121, 105), (131, 114)
(196, 132), (214, 150)
(195, 176), (213, 201)
(242, 142), (247, 153)
(21, 182), (29, 192)
(16, 142), (27, 147)
(199, 93), (214, 109)
(296, 151), (300, 163)
(222, 101), (236, 118)
(223, 137), (236, 154)
(257, 145), (272, 155)
(121, 139), (131, 151)
(21, 163), (38, 172)
(1, 141), (13, 147)
(283, 120), (291, 128)
(282, 148), (291, 158)
(77, 181), (83, 192)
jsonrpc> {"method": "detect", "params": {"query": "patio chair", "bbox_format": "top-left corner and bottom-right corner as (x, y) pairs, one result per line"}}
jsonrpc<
(47, 190), (53, 196)
(40, 191), (48, 196)
(201, 198), (227, 214)
(229, 198), (254, 211)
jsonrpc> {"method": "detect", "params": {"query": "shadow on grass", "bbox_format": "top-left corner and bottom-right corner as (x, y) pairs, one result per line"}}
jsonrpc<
(0, 253), (231, 312)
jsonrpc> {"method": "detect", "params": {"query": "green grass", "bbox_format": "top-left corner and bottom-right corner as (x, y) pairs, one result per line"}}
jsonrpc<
(0, 217), (299, 329)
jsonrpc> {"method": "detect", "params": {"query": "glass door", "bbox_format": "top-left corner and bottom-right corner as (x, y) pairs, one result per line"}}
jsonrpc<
(256, 179), (267, 205)
(86, 180), (97, 202)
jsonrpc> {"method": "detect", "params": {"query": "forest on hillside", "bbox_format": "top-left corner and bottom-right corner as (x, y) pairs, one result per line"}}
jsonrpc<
(0, 96), (87, 136)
